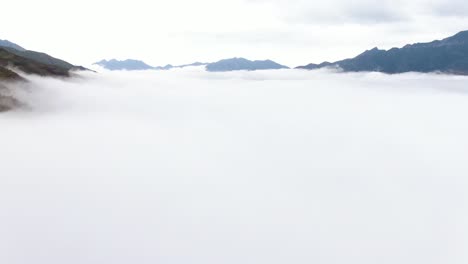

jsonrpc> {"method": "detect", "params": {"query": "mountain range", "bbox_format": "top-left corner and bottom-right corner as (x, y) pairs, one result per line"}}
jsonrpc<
(94, 59), (154, 71)
(297, 30), (468, 74)
(95, 31), (468, 74)
(94, 58), (289, 72)
(3, 30), (468, 79)
(205, 58), (289, 72)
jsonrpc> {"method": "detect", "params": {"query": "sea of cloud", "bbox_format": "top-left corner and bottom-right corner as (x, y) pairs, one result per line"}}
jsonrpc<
(1, 68), (468, 264)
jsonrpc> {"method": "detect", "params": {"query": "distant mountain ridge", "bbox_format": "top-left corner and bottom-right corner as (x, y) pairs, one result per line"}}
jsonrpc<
(93, 59), (208, 71)
(94, 59), (209, 71)
(94, 58), (289, 72)
(94, 59), (154, 71)
(205, 58), (289, 72)
(297, 30), (468, 75)
(154, 62), (209, 70)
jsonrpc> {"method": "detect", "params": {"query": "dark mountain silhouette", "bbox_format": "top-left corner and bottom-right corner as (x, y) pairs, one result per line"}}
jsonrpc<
(0, 39), (87, 80)
(0, 39), (88, 111)
(0, 47), (85, 80)
(297, 30), (468, 75)
(206, 58), (289, 72)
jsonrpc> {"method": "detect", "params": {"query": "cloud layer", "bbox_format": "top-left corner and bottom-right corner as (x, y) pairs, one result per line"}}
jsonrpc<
(1, 69), (468, 264)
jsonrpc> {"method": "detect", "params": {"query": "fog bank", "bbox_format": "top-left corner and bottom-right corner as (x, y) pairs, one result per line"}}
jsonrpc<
(1, 69), (468, 264)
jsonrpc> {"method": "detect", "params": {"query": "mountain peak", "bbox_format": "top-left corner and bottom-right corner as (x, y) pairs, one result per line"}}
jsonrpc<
(451, 30), (468, 38)
(0, 39), (26, 51)
(94, 59), (154, 71)
(359, 47), (382, 56)
(442, 30), (468, 44)
(206, 58), (289, 72)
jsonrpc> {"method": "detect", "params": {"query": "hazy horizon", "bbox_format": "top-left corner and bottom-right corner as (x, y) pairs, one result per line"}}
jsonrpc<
(2, 0), (468, 67)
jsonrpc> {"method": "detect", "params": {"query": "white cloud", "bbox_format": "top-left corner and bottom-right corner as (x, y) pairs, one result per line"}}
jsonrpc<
(1, 69), (468, 263)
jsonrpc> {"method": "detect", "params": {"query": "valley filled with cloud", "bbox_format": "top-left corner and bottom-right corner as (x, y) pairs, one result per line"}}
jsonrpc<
(1, 69), (467, 264)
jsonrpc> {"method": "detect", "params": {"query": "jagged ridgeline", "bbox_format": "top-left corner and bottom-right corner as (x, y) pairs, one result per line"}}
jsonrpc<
(297, 30), (468, 75)
(0, 40), (87, 80)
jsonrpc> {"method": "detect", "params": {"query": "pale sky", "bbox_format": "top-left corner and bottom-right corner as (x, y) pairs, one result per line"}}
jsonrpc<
(2, 0), (468, 67)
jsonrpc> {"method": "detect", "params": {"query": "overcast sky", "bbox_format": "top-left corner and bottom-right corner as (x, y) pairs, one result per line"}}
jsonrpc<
(2, 0), (468, 67)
